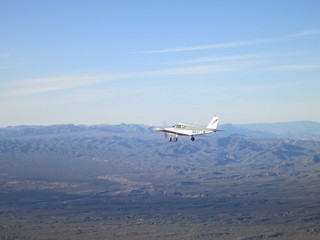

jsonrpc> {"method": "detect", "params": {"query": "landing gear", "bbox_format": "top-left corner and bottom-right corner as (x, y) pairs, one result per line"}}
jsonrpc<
(167, 136), (178, 142)
(167, 136), (195, 142)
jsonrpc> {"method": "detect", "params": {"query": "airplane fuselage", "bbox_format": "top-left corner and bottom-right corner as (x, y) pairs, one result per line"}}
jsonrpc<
(155, 124), (215, 136)
(154, 116), (220, 142)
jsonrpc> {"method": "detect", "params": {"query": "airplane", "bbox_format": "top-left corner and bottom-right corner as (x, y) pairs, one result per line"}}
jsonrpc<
(153, 116), (221, 142)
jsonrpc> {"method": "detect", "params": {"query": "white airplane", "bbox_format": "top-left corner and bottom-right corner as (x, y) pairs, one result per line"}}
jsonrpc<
(154, 116), (221, 142)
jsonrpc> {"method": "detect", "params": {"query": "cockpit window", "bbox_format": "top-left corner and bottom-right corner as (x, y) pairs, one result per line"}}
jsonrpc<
(173, 124), (185, 129)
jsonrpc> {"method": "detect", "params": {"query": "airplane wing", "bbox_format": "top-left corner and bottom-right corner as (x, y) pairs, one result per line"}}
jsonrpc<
(153, 128), (191, 136)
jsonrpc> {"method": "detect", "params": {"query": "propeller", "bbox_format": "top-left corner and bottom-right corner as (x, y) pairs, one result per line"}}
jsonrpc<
(163, 121), (168, 139)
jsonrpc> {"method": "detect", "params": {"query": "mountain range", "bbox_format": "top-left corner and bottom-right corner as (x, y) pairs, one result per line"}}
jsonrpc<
(1, 120), (319, 139)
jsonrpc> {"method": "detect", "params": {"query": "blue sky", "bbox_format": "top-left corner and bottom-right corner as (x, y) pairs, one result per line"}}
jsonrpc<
(1, 0), (320, 127)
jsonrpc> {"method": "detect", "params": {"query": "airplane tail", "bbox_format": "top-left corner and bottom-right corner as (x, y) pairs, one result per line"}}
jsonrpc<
(207, 116), (219, 130)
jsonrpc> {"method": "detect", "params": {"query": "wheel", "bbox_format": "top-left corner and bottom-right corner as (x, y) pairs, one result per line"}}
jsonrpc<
(191, 136), (195, 141)
(168, 137), (172, 142)
(174, 137), (178, 142)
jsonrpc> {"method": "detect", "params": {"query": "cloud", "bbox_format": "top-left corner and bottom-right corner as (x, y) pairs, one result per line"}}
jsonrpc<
(267, 64), (320, 71)
(1, 74), (132, 97)
(2, 53), (318, 98)
(142, 40), (255, 53)
(0, 53), (11, 58)
(289, 29), (320, 38)
(0, 65), (18, 70)
(172, 54), (266, 65)
(1, 63), (243, 97)
(1, 76), (98, 97)
(142, 30), (320, 54)
(142, 64), (239, 76)
(56, 88), (149, 104)
(195, 79), (316, 93)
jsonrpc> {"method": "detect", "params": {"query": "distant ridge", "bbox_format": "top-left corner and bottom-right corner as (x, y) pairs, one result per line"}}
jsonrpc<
(234, 120), (320, 139)
(0, 120), (319, 139)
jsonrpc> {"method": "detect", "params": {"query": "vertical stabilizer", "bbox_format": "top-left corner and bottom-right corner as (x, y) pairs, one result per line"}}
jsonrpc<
(207, 116), (219, 129)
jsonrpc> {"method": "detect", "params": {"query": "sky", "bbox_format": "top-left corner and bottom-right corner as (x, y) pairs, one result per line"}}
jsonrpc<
(1, 0), (320, 127)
